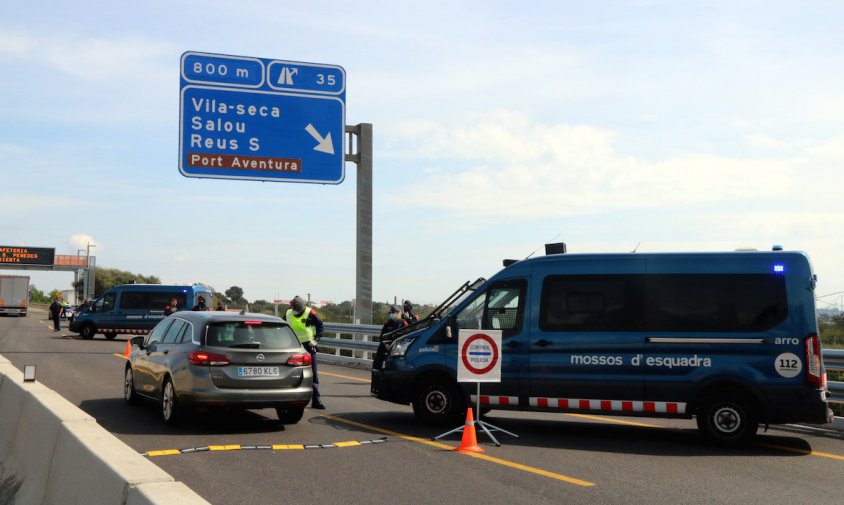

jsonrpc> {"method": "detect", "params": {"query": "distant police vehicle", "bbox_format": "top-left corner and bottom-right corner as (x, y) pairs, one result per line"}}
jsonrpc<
(371, 243), (833, 444)
(70, 284), (213, 340)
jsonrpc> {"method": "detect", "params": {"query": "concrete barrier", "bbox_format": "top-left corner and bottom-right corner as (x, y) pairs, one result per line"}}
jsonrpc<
(0, 353), (210, 505)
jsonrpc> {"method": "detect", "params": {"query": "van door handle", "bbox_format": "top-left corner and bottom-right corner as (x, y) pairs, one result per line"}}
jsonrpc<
(506, 340), (521, 348)
(535, 339), (553, 347)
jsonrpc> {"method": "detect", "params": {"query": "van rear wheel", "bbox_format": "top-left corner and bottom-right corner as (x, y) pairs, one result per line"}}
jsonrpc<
(104, 332), (117, 340)
(412, 378), (465, 426)
(696, 392), (758, 445)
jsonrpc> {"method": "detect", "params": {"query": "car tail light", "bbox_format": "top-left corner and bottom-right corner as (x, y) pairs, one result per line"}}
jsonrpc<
(286, 353), (312, 367)
(188, 351), (230, 366)
(805, 333), (824, 388)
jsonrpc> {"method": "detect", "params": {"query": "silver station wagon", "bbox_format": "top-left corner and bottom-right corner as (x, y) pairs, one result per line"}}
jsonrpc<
(124, 311), (313, 425)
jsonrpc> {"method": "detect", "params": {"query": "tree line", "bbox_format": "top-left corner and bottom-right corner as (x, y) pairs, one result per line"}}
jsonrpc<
(29, 267), (433, 324)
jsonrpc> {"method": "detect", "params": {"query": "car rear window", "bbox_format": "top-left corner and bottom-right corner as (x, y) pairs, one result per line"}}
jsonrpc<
(205, 321), (300, 349)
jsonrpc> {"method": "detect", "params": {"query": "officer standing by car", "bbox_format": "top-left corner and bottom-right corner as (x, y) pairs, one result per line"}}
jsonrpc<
(49, 298), (62, 332)
(284, 295), (325, 409)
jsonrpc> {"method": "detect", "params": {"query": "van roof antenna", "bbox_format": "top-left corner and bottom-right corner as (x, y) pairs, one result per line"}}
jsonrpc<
(525, 233), (561, 259)
(632, 243), (641, 253)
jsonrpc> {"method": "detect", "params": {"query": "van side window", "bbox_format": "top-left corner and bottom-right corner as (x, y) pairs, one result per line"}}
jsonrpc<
(121, 292), (146, 310)
(645, 274), (787, 332)
(540, 274), (787, 333)
(484, 285), (524, 332)
(540, 275), (643, 332)
(121, 291), (186, 311)
(101, 293), (116, 313)
(454, 280), (526, 336)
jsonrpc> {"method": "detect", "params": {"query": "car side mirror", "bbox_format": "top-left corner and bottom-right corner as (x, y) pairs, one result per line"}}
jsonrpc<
(131, 336), (145, 350)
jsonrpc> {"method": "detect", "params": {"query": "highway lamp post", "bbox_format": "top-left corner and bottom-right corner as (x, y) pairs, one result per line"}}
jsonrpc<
(84, 243), (96, 300)
(75, 249), (85, 294)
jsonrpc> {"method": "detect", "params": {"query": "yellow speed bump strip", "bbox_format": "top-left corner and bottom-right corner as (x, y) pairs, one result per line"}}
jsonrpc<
(143, 438), (384, 457)
(323, 414), (594, 487)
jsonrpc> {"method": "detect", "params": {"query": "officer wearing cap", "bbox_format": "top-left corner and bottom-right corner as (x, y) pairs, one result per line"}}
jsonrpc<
(284, 295), (326, 409)
(380, 305), (406, 340)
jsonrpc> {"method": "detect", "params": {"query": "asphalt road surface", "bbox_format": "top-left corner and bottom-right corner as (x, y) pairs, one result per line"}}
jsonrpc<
(2, 309), (843, 505)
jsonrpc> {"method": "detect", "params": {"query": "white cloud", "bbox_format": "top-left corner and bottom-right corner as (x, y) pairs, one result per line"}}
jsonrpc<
(0, 29), (173, 83)
(68, 235), (98, 252)
(389, 111), (797, 220)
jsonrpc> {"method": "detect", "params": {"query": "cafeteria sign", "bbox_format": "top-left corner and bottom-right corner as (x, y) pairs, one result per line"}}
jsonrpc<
(0, 246), (55, 266)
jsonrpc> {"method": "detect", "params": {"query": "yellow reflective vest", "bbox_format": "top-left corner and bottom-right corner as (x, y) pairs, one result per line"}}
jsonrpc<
(286, 307), (316, 343)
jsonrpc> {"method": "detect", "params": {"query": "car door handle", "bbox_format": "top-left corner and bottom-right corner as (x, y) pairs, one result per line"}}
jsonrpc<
(535, 339), (553, 347)
(162, 350), (169, 355)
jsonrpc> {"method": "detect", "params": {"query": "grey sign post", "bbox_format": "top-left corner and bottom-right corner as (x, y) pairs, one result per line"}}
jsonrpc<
(346, 124), (373, 324)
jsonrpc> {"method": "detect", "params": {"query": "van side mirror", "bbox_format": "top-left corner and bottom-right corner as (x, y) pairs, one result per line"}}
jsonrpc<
(445, 320), (453, 340)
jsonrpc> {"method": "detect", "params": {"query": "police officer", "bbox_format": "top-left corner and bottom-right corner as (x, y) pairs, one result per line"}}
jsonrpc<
(284, 295), (325, 409)
(380, 305), (405, 340)
(164, 297), (178, 316)
(49, 298), (62, 332)
(192, 296), (208, 311)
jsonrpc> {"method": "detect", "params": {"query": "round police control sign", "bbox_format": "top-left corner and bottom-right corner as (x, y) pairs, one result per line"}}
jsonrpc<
(457, 330), (502, 383)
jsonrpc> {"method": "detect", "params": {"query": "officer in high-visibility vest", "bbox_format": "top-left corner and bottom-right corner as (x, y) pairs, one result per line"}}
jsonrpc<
(284, 295), (326, 409)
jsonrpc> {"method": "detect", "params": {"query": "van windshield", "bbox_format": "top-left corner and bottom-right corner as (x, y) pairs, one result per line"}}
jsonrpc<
(384, 278), (486, 340)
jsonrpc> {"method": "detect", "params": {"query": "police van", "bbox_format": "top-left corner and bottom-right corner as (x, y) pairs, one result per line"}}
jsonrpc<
(70, 284), (213, 340)
(371, 244), (833, 444)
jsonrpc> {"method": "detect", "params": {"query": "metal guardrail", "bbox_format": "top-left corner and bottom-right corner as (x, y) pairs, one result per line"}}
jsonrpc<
(318, 323), (844, 403)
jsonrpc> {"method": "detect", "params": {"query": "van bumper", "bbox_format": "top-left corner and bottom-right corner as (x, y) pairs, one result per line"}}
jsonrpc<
(761, 387), (832, 425)
(370, 367), (412, 405)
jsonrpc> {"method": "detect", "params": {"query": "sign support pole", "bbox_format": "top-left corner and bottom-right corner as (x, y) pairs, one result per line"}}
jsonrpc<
(346, 123), (373, 324)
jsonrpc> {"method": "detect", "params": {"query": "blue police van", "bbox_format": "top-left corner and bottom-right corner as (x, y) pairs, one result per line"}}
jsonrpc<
(371, 244), (833, 444)
(70, 284), (213, 340)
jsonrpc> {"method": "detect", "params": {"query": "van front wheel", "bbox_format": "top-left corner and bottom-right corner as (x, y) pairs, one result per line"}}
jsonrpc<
(79, 324), (96, 340)
(696, 392), (758, 445)
(412, 378), (465, 426)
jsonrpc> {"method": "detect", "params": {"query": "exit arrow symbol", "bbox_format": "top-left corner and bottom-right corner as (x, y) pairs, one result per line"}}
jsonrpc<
(305, 124), (334, 155)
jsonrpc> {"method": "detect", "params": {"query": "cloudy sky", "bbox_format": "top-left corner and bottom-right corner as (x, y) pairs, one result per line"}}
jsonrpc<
(2, 1), (843, 310)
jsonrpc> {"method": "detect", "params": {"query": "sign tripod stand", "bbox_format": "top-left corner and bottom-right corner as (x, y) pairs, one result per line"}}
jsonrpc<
(434, 329), (519, 446)
(433, 382), (519, 447)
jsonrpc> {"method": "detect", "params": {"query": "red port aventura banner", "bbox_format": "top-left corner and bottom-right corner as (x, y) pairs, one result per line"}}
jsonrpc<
(0, 246), (55, 266)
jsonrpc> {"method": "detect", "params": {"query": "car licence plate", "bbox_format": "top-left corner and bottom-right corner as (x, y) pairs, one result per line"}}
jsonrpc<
(237, 366), (280, 377)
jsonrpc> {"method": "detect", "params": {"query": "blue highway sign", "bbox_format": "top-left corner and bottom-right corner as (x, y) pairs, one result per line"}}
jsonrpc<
(179, 51), (346, 184)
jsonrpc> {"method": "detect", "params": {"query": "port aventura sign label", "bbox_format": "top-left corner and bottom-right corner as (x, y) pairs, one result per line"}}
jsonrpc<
(179, 51), (346, 184)
(0, 246), (55, 266)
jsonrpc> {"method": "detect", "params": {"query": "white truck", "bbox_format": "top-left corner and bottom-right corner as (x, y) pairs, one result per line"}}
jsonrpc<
(0, 275), (30, 316)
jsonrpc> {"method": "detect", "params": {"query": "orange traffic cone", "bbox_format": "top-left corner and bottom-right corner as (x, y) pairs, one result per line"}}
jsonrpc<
(454, 407), (484, 453)
(123, 340), (132, 358)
